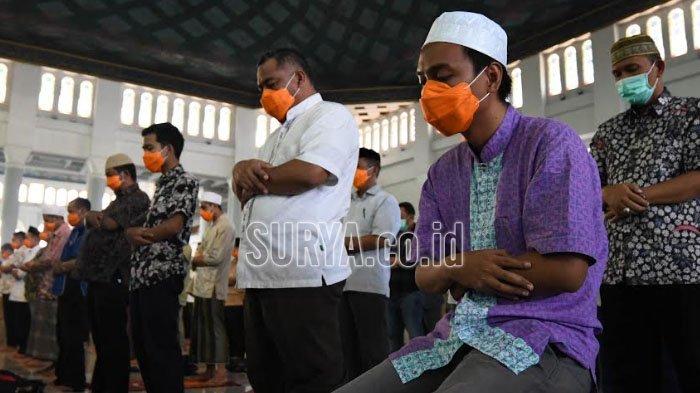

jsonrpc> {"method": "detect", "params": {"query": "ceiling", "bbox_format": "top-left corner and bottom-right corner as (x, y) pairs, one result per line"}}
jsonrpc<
(0, 0), (665, 107)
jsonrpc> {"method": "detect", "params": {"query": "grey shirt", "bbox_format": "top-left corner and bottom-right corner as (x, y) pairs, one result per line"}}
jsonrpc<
(343, 184), (401, 297)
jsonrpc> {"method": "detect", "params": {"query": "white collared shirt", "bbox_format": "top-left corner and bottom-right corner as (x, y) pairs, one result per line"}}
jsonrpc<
(9, 245), (42, 302)
(343, 184), (401, 297)
(237, 93), (359, 289)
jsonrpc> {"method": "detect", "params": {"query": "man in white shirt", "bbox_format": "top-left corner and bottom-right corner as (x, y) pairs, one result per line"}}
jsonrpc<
(232, 48), (359, 393)
(8, 227), (42, 354)
(341, 148), (401, 379)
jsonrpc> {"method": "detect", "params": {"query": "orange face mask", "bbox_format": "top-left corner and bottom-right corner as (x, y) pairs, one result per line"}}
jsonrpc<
(68, 213), (82, 227)
(44, 222), (57, 232)
(200, 208), (214, 222)
(260, 74), (299, 122)
(106, 175), (122, 192)
(419, 68), (489, 136)
(39, 232), (50, 241)
(353, 168), (371, 189)
(23, 239), (32, 248)
(143, 149), (167, 173)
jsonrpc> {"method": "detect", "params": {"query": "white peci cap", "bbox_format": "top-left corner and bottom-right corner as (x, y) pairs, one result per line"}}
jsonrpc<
(42, 205), (65, 217)
(423, 11), (508, 66)
(201, 191), (223, 206)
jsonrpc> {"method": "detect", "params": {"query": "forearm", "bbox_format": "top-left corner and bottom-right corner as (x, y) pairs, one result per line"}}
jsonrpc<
(643, 171), (700, 205)
(416, 257), (454, 294)
(145, 215), (184, 242)
(509, 252), (589, 296)
(263, 160), (328, 196)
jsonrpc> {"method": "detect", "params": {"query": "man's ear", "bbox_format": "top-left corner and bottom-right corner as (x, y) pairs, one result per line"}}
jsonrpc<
(486, 63), (503, 94)
(656, 60), (666, 77)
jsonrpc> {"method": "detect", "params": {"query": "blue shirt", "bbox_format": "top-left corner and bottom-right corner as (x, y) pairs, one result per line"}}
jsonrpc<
(52, 225), (88, 296)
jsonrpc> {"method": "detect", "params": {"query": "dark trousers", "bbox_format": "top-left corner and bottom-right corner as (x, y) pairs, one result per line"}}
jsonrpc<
(7, 300), (29, 351)
(245, 281), (345, 393)
(600, 284), (700, 393)
(339, 290), (390, 380)
(56, 278), (88, 389)
(422, 293), (444, 333)
(388, 291), (426, 352)
(224, 305), (244, 358)
(88, 278), (130, 393)
(2, 294), (13, 346)
(130, 275), (184, 393)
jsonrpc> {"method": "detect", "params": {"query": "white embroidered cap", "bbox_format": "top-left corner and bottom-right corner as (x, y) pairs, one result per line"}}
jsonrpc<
(201, 191), (223, 206)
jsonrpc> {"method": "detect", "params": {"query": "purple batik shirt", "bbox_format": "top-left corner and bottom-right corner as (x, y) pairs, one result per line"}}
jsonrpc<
(390, 106), (608, 381)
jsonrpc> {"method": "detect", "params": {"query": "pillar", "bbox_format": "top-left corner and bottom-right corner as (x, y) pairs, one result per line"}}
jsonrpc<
(228, 106), (259, 231)
(591, 25), (624, 127)
(86, 171), (106, 210)
(411, 102), (432, 209)
(519, 54), (546, 118)
(1, 164), (25, 243)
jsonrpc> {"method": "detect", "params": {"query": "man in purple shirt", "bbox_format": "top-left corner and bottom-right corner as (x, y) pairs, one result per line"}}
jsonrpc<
(335, 11), (607, 393)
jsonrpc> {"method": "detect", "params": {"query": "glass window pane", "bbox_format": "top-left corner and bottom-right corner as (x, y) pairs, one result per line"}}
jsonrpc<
(397, 115), (408, 146)
(626, 24), (641, 37)
(380, 120), (389, 152)
(511, 68), (523, 108)
(217, 107), (231, 141)
(27, 183), (44, 204)
(409, 109), (416, 142)
(372, 123), (381, 152)
(38, 72), (55, 111)
(255, 115), (268, 148)
(364, 126), (372, 148)
(202, 104), (216, 139)
(646, 16), (666, 59)
(78, 190), (87, 199)
(56, 188), (68, 207)
(18, 184), (27, 203)
(76, 80), (93, 118)
(268, 117), (280, 134)
(582, 40), (595, 84)
(0, 63), (7, 103)
(172, 98), (185, 131)
(668, 8), (688, 57)
(564, 46), (579, 90)
(389, 117), (398, 148)
(44, 187), (56, 206)
(138, 92), (153, 127)
(187, 102), (201, 136)
(67, 189), (79, 203)
(120, 88), (135, 125)
(154, 95), (169, 123)
(547, 54), (562, 95)
(57, 76), (75, 114)
(693, 1), (700, 50)
(102, 192), (112, 209)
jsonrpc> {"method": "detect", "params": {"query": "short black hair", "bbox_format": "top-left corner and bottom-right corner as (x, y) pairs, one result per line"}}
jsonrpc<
(142, 122), (185, 159)
(1, 243), (13, 253)
(257, 48), (314, 85)
(399, 202), (416, 216)
(113, 163), (137, 182)
(463, 47), (512, 102)
(359, 148), (381, 170)
(27, 227), (40, 238)
(13, 231), (26, 241)
(70, 197), (91, 211)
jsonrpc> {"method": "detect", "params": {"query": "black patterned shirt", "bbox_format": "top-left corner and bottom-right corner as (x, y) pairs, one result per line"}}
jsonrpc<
(590, 90), (700, 285)
(130, 164), (199, 290)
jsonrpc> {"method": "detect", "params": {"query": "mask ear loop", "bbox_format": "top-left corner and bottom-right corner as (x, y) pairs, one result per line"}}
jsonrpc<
(284, 73), (302, 98)
(468, 67), (491, 103)
(646, 61), (659, 91)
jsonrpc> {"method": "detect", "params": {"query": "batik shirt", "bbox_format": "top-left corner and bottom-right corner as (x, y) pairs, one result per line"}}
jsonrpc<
(130, 164), (199, 290)
(590, 90), (700, 285)
(390, 106), (608, 383)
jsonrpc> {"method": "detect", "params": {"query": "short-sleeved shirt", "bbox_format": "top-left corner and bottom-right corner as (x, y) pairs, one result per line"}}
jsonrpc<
(389, 225), (419, 297)
(78, 185), (150, 284)
(390, 106), (608, 383)
(52, 225), (88, 296)
(30, 222), (71, 300)
(343, 184), (401, 297)
(130, 164), (199, 290)
(590, 90), (700, 285)
(237, 93), (359, 289)
(9, 245), (42, 303)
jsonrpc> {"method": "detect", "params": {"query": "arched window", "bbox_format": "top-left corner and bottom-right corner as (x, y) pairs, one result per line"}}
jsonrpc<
(547, 54), (562, 96)
(626, 24), (641, 37)
(218, 107), (231, 141)
(171, 98), (185, 131)
(76, 80), (93, 118)
(364, 126), (372, 148)
(0, 63), (8, 103)
(44, 187), (56, 206)
(399, 113), (409, 146)
(78, 190), (87, 199)
(372, 122), (381, 152)
(693, 1), (700, 50)
(646, 16), (666, 59)
(390, 116), (399, 148)
(187, 101), (201, 136)
(154, 95), (169, 123)
(18, 184), (28, 203)
(56, 188), (68, 207)
(668, 8), (688, 57)
(564, 46), (579, 90)
(120, 88), (135, 125)
(57, 76), (75, 114)
(138, 92), (153, 127)
(511, 68), (523, 108)
(582, 40), (595, 85)
(202, 104), (216, 139)
(409, 109), (416, 142)
(380, 119), (389, 152)
(255, 114), (268, 148)
(38, 72), (55, 111)
(27, 183), (44, 204)
(67, 189), (79, 203)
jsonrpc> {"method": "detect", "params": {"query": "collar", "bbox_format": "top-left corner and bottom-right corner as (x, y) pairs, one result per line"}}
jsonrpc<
(465, 105), (518, 163)
(285, 93), (323, 124)
(631, 88), (673, 117)
(116, 183), (140, 198)
(353, 184), (381, 199)
(157, 164), (185, 185)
